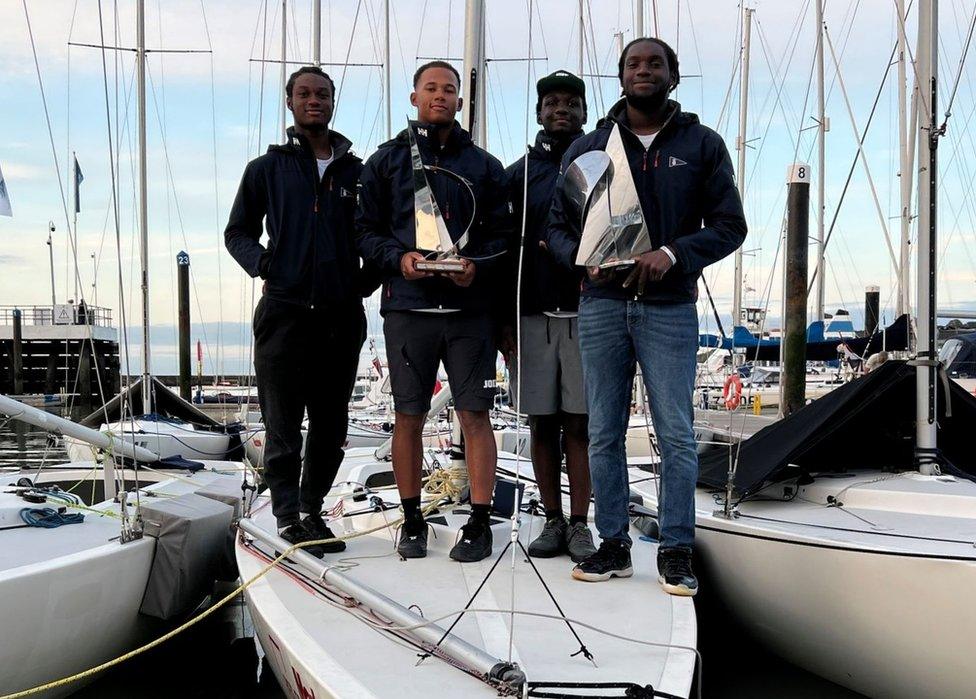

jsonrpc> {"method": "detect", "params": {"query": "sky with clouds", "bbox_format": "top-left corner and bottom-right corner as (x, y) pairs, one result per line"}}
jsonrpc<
(1, 0), (975, 375)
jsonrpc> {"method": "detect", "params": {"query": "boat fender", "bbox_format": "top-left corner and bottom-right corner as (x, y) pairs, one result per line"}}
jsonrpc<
(722, 374), (743, 410)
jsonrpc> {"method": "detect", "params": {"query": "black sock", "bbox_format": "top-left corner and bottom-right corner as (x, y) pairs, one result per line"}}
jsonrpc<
(470, 503), (492, 526)
(402, 496), (423, 522)
(546, 508), (565, 523)
(569, 514), (587, 526)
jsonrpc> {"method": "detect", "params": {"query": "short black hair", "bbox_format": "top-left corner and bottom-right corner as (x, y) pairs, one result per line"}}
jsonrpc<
(413, 60), (461, 89)
(286, 66), (336, 99)
(617, 37), (680, 92)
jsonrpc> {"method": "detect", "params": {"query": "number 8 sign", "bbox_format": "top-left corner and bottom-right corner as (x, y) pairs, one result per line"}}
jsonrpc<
(787, 162), (811, 184)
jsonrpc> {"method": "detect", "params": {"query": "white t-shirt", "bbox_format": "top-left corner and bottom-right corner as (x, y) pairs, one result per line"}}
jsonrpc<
(316, 154), (334, 179)
(637, 131), (659, 149)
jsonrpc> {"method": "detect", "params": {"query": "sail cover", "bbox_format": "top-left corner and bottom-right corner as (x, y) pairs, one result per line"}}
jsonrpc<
(698, 360), (976, 497)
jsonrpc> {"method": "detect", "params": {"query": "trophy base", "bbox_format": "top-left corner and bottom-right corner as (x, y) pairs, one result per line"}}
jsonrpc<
(416, 259), (466, 273)
(598, 259), (636, 270)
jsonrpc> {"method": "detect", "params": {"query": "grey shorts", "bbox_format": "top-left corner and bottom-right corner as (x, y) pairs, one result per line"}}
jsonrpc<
(508, 314), (587, 416)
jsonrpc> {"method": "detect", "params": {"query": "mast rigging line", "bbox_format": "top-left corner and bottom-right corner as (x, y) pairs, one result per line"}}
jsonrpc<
(808, 27), (903, 298)
(66, 41), (211, 54)
(939, 0), (976, 131)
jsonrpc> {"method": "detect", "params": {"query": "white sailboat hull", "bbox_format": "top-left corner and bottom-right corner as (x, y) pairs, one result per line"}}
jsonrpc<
(0, 465), (243, 698)
(695, 519), (976, 699)
(237, 449), (698, 698)
(65, 418), (232, 462)
(631, 469), (976, 699)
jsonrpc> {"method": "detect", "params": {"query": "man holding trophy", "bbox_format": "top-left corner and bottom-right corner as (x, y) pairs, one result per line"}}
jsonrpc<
(547, 39), (746, 595)
(356, 61), (509, 563)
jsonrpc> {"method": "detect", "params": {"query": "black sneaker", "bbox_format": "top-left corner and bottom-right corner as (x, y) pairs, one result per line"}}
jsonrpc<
(278, 522), (325, 559)
(657, 547), (698, 597)
(571, 540), (633, 582)
(449, 520), (493, 562)
(396, 516), (429, 559)
(302, 513), (347, 553)
(527, 516), (568, 558)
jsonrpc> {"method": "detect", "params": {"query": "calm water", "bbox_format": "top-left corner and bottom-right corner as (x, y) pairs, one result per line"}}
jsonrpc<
(0, 418), (862, 698)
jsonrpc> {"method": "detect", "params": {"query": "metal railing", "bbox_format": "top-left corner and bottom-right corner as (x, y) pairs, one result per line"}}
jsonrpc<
(0, 304), (114, 328)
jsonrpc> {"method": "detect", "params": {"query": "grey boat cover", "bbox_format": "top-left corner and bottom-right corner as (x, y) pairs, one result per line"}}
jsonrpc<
(196, 476), (245, 580)
(138, 492), (235, 620)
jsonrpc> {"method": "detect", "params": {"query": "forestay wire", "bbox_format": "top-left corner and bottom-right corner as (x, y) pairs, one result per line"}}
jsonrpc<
(507, 0), (536, 664)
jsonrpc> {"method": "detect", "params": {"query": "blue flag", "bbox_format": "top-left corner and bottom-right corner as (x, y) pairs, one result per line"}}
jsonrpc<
(73, 155), (84, 214)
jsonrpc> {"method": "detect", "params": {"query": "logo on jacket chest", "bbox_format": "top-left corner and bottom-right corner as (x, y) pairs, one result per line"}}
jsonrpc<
(668, 156), (687, 168)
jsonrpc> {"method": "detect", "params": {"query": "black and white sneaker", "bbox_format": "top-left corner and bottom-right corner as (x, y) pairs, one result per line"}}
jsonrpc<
(571, 540), (633, 582)
(657, 548), (698, 597)
(278, 522), (325, 559)
(302, 513), (347, 553)
(449, 521), (493, 562)
(396, 517), (429, 559)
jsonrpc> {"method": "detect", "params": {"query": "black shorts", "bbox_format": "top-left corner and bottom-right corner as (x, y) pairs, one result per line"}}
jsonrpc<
(383, 311), (497, 414)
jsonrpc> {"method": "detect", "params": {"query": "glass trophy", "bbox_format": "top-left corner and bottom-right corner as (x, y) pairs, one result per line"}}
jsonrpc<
(565, 123), (652, 269)
(409, 122), (474, 273)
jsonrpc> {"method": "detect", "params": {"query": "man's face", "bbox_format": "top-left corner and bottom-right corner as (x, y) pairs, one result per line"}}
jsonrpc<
(411, 67), (462, 125)
(288, 73), (333, 131)
(538, 90), (585, 136)
(621, 41), (672, 104)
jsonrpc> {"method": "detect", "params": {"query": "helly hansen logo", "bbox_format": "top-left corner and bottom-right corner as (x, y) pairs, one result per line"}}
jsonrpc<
(669, 156), (687, 168)
(542, 142), (551, 151)
(417, 127), (428, 137)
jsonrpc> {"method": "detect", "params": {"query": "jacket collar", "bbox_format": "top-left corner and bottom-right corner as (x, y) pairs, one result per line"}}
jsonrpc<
(530, 129), (583, 163)
(272, 127), (356, 162)
(597, 98), (694, 137)
(396, 120), (472, 156)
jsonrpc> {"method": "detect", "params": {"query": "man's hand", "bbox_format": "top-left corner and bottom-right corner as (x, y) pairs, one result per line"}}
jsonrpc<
(586, 266), (612, 285)
(623, 249), (674, 295)
(400, 251), (433, 280)
(445, 258), (476, 287)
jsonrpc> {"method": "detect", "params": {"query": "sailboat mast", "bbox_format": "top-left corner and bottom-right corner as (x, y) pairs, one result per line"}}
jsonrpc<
(312, 0), (320, 66)
(281, 0), (287, 143)
(578, 0), (584, 75)
(461, 0), (486, 146)
(136, 0), (151, 414)
(915, 0), (938, 473)
(896, 0), (912, 318)
(385, 0), (392, 140)
(813, 0), (826, 322)
(732, 6), (753, 329)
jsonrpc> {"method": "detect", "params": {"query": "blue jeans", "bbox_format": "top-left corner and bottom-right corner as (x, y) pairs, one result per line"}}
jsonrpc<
(578, 296), (699, 550)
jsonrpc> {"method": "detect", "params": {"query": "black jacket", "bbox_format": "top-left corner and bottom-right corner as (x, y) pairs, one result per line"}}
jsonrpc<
(504, 130), (585, 317)
(224, 128), (378, 309)
(355, 121), (510, 314)
(546, 99), (747, 304)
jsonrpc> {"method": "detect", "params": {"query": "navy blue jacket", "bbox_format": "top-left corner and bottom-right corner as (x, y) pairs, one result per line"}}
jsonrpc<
(224, 128), (378, 309)
(546, 99), (747, 304)
(355, 121), (510, 314)
(504, 130), (585, 318)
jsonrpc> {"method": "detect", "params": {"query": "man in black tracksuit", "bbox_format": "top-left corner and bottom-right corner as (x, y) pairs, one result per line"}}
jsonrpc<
(356, 61), (509, 563)
(547, 39), (746, 594)
(225, 66), (375, 556)
(502, 71), (596, 565)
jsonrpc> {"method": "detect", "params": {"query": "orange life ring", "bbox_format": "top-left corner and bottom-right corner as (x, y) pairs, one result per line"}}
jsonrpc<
(722, 374), (743, 410)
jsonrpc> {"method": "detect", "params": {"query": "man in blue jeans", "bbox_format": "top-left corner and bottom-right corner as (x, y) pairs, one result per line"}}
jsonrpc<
(547, 38), (746, 595)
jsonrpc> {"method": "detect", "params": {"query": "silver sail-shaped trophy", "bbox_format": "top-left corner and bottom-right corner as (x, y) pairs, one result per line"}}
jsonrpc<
(409, 121), (474, 273)
(566, 123), (653, 269)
